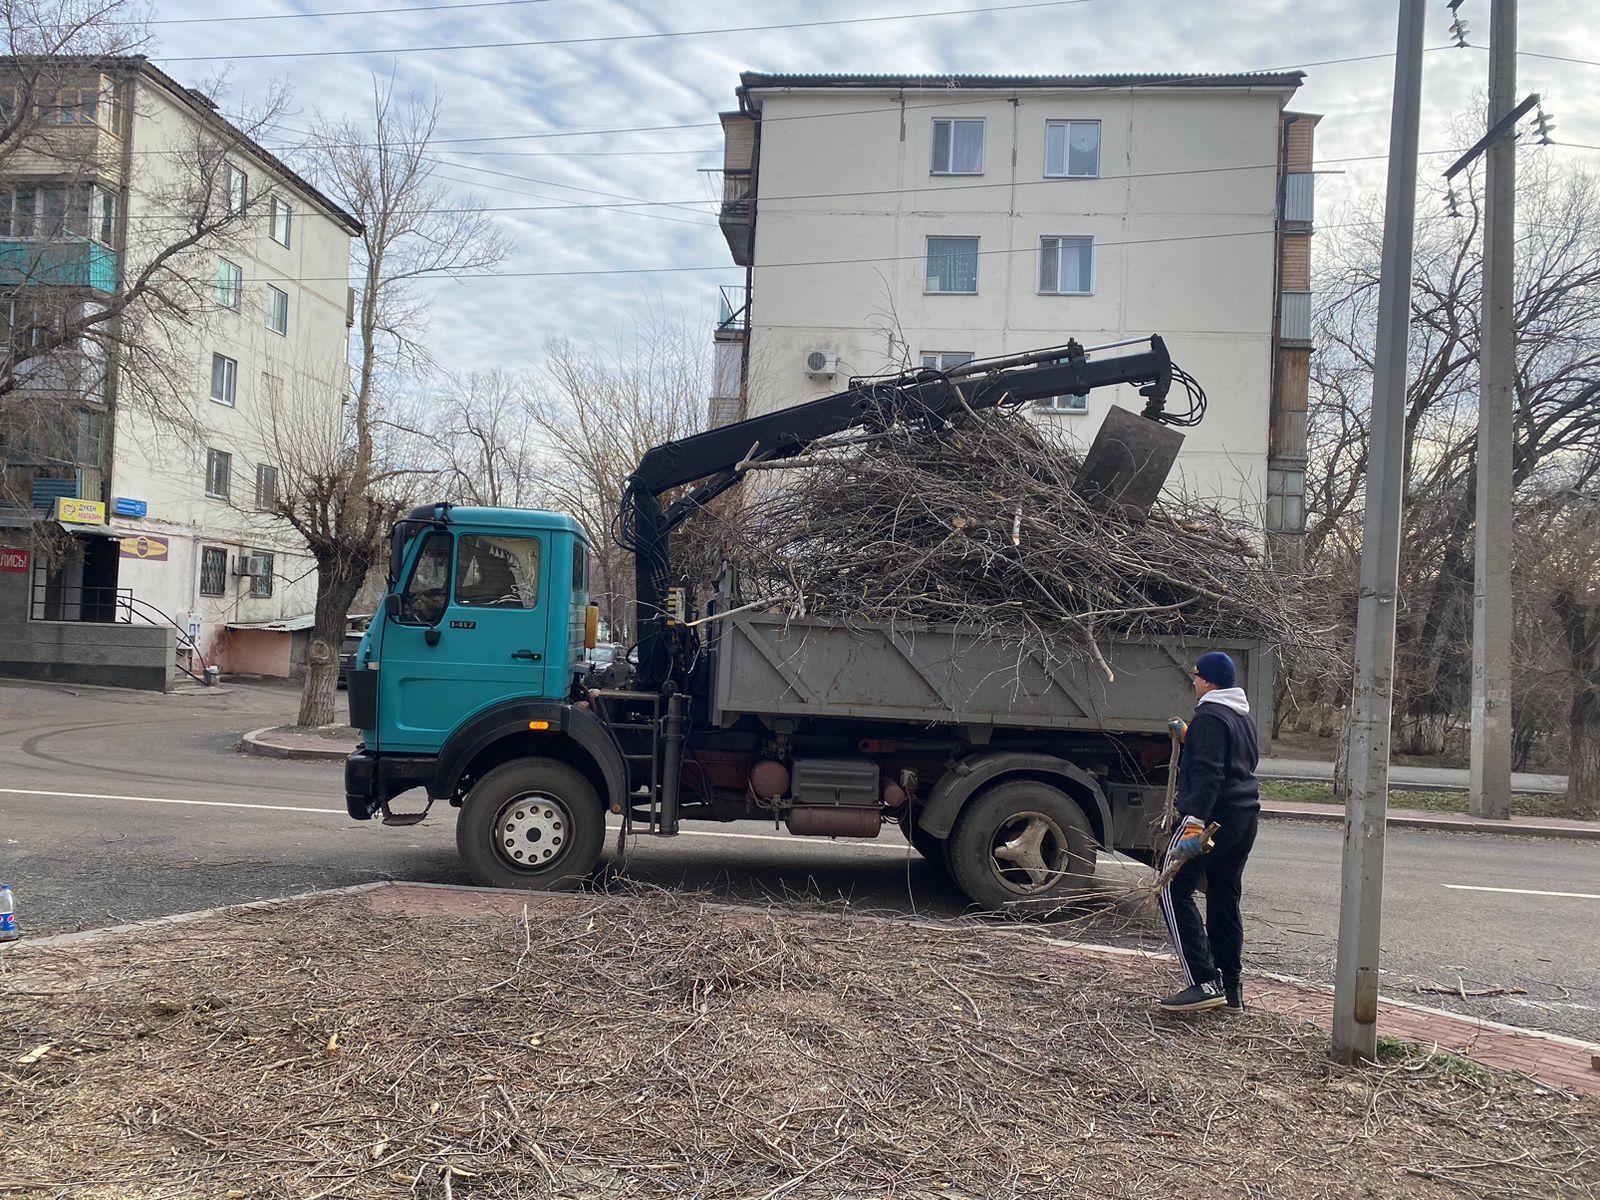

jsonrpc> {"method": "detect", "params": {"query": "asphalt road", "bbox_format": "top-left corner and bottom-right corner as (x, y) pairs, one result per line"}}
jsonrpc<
(2, 679), (1597, 1043)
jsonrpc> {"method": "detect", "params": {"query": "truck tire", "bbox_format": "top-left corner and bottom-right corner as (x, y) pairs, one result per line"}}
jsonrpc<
(456, 759), (605, 892)
(947, 780), (1096, 914)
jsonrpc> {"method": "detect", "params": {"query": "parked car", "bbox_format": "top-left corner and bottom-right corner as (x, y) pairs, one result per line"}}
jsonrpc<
(581, 642), (625, 688)
(336, 616), (370, 690)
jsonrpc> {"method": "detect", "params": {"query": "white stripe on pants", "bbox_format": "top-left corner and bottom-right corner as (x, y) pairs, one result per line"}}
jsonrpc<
(1159, 824), (1197, 986)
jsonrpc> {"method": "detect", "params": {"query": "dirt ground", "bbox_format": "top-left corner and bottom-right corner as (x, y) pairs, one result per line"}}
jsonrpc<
(2, 888), (1596, 1199)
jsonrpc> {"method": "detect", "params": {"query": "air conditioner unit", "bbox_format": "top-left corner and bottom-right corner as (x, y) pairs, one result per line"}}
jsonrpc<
(803, 349), (838, 379)
(235, 553), (271, 578)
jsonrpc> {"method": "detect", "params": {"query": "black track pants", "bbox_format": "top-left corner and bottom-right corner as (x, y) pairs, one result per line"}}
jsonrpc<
(1158, 812), (1259, 987)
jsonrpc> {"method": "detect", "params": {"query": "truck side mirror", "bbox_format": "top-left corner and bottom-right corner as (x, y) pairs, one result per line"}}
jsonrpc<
(384, 592), (401, 619)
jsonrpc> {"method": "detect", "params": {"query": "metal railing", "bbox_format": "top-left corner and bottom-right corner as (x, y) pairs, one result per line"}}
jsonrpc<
(716, 284), (748, 332)
(30, 581), (132, 623)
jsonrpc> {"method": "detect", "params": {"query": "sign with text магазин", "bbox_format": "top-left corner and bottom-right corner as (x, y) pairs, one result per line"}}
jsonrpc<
(55, 498), (107, 525)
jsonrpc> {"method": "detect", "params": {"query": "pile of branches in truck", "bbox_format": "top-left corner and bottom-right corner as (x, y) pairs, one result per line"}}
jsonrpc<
(712, 403), (1326, 672)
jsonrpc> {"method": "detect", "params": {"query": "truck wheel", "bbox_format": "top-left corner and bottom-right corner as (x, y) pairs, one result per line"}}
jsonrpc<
(947, 780), (1096, 914)
(456, 759), (605, 892)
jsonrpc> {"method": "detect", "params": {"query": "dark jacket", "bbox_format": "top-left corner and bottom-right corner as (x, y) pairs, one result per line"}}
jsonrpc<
(1177, 700), (1261, 822)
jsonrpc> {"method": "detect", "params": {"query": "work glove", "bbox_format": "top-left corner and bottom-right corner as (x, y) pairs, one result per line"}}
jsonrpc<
(1174, 816), (1207, 858)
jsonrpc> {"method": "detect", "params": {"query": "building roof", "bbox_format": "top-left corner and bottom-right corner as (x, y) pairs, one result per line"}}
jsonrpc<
(739, 71), (1305, 94)
(0, 55), (363, 236)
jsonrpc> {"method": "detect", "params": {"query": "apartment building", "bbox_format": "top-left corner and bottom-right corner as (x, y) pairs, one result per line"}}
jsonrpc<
(712, 72), (1317, 546)
(0, 56), (359, 687)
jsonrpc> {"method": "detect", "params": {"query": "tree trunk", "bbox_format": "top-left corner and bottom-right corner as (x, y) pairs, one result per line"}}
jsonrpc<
(1333, 705), (1352, 799)
(296, 551), (366, 728)
(1562, 687), (1600, 819)
(1394, 710), (1448, 757)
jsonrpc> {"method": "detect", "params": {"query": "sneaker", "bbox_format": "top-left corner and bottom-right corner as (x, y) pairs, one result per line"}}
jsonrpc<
(1223, 980), (1244, 1013)
(1158, 980), (1227, 1012)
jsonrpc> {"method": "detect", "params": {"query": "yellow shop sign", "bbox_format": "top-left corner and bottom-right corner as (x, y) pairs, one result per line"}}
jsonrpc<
(55, 498), (108, 525)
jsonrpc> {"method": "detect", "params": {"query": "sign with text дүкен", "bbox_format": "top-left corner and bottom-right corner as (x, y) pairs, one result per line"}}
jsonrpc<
(55, 498), (107, 525)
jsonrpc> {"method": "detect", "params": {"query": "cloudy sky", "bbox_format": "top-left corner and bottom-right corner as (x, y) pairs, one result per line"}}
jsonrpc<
(144, 0), (1600, 379)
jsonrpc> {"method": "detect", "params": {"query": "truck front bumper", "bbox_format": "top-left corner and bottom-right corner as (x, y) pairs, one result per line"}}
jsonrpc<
(345, 749), (436, 820)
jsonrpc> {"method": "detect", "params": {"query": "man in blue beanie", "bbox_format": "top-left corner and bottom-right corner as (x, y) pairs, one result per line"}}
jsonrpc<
(1157, 650), (1261, 1013)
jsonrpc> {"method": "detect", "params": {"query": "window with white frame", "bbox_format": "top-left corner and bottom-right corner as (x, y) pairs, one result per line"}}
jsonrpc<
(1038, 235), (1093, 295)
(265, 284), (288, 334)
(920, 351), (974, 372)
(925, 236), (979, 294)
(205, 448), (232, 500)
(249, 549), (275, 598)
(931, 118), (985, 175)
(254, 462), (278, 508)
(209, 352), (237, 406)
(0, 185), (117, 244)
(269, 196), (292, 247)
(1045, 120), (1101, 178)
(225, 165), (248, 216)
(216, 258), (241, 310)
(1034, 348), (1090, 414)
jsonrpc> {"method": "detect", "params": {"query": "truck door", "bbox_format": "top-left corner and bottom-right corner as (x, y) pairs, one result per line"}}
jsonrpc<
(375, 528), (557, 752)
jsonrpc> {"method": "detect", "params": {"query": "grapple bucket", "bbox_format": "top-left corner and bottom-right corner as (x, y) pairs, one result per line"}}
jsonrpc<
(1074, 404), (1186, 519)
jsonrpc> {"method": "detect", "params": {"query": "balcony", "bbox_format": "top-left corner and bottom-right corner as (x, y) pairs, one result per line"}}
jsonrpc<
(718, 169), (754, 266)
(0, 237), (117, 293)
(1284, 172), (1314, 225)
(1280, 290), (1312, 344)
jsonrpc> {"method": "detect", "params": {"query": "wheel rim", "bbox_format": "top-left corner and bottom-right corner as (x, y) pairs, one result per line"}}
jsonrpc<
(988, 809), (1071, 895)
(492, 791), (573, 873)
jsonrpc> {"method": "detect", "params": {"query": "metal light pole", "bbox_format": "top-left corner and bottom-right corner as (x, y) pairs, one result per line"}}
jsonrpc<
(1332, 0), (1425, 1066)
(1471, 0), (1517, 820)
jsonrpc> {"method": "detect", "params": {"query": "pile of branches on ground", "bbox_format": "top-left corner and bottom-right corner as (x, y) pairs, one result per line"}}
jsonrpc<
(710, 403), (1329, 673)
(4, 888), (1596, 1198)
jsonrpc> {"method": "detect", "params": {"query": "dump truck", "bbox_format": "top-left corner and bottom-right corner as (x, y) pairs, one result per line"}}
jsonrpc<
(343, 336), (1274, 911)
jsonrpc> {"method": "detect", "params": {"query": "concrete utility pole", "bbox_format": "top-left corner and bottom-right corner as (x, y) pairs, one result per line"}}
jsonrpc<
(1471, 0), (1517, 820)
(1332, 0), (1424, 1066)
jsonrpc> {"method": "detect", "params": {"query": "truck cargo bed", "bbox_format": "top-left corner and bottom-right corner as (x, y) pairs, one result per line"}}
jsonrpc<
(711, 613), (1273, 737)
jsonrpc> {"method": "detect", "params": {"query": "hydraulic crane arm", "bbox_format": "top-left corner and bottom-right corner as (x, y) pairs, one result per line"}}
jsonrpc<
(619, 334), (1200, 691)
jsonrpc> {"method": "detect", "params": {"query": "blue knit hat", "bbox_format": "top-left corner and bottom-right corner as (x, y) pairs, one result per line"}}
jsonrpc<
(1195, 651), (1237, 689)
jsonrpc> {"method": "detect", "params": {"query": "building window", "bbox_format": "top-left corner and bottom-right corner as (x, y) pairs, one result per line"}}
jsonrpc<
(265, 284), (288, 335)
(1039, 235), (1093, 295)
(920, 351), (974, 372)
(931, 118), (984, 175)
(255, 462), (278, 508)
(205, 448), (232, 500)
(269, 197), (292, 247)
(1045, 120), (1101, 178)
(1267, 467), (1307, 533)
(209, 353), (237, 406)
(925, 236), (979, 294)
(216, 259), (242, 310)
(248, 550), (274, 598)
(0, 185), (116, 243)
(1035, 392), (1089, 415)
(225, 165), (248, 216)
(76, 408), (104, 463)
(199, 546), (228, 596)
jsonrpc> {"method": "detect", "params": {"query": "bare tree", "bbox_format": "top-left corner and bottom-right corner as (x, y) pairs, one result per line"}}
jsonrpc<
(426, 369), (543, 508)
(530, 319), (708, 641)
(270, 76), (506, 727)
(1306, 132), (1600, 760)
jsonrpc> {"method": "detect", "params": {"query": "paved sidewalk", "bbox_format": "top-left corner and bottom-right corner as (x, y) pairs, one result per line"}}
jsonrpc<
(1261, 755), (1567, 794)
(1260, 797), (1600, 841)
(239, 723), (356, 760)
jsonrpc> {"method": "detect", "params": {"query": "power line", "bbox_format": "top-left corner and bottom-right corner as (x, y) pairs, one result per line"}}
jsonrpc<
(144, 0), (556, 25)
(155, 0), (1096, 63)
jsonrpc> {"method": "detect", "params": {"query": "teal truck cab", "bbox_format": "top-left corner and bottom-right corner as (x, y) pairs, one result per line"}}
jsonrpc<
(344, 337), (1273, 911)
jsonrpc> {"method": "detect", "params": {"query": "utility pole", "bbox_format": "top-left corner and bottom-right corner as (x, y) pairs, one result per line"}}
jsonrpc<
(1332, 0), (1424, 1066)
(1471, 0), (1516, 820)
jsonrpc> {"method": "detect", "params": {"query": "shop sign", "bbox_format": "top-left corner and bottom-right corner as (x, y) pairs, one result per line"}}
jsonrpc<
(0, 548), (29, 573)
(55, 498), (108, 525)
(113, 497), (149, 518)
(119, 534), (170, 562)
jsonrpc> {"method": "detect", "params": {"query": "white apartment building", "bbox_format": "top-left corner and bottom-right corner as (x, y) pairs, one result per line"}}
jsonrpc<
(713, 72), (1317, 540)
(0, 57), (359, 686)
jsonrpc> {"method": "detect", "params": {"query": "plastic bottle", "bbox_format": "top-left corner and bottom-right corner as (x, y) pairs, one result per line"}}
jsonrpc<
(0, 885), (17, 942)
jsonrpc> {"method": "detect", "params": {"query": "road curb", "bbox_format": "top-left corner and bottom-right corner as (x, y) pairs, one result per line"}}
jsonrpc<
(238, 725), (354, 761)
(1260, 804), (1600, 842)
